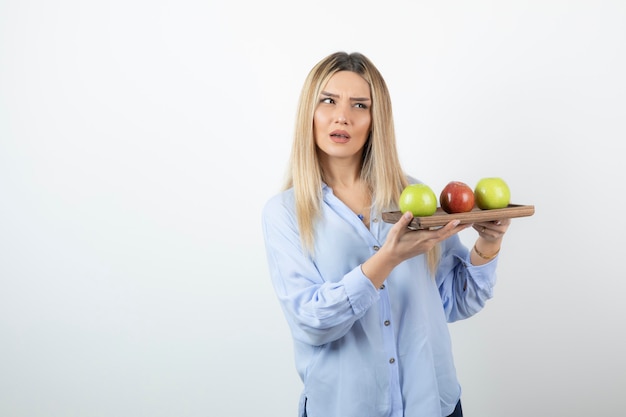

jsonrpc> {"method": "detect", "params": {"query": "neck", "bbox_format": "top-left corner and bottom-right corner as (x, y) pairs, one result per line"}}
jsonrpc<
(318, 150), (363, 188)
(321, 163), (362, 189)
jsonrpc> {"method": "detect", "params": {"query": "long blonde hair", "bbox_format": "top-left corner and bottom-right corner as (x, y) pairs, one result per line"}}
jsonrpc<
(283, 52), (440, 273)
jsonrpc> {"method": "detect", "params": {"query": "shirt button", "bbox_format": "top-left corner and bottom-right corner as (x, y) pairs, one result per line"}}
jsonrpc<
(373, 245), (380, 251)
(372, 218), (378, 223)
(384, 320), (390, 326)
(389, 358), (395, 364)
(379, 284), (385, 290)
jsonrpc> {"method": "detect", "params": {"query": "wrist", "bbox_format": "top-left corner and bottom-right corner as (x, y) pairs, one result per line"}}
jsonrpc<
(361, 250), (396, 289)
(476, 235), (502, 250)
(473, 243), (499, 260)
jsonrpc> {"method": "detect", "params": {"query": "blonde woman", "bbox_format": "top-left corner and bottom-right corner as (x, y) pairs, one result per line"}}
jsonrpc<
(262, 51), (511, 417)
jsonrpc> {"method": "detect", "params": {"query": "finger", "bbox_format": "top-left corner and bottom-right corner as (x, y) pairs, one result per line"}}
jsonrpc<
(433, 219), (463, 239)
(497, 218), (511, 227)
(456, 222), (473, 232)
(395, 211), (414, 230)
(486, 218), (511, 232)
(473, 223), (488, 233)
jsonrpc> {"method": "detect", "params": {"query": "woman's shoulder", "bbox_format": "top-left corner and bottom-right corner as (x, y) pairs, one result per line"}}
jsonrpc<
(405, 174), (421, 184)
(264, 187), (295, 204)
(262, 188), (296, 218)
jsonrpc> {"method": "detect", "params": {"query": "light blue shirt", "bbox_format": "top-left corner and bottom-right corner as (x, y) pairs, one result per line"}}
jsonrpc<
(262, 182), (498, 417)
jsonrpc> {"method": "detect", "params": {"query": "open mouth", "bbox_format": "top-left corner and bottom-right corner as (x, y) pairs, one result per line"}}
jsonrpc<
(330, 130), (350, 142)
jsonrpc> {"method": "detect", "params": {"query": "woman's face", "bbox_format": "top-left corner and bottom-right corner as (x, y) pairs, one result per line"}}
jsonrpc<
(313, 71), (372, 162)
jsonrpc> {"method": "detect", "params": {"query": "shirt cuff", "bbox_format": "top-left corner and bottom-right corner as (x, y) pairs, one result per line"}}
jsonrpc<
(458, 251), (498, 289)
(342, 266), (380, 316)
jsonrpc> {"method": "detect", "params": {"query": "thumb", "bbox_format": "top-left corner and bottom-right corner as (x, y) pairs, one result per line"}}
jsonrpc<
(397, 210), (414, 228)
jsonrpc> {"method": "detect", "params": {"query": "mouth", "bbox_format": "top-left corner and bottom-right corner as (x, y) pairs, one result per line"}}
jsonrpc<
(330, 130), (350, 143)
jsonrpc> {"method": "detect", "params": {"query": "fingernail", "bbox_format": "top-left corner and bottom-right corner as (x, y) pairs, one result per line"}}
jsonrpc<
(452, 220), (460, 226)
(404, 211), (412, 220)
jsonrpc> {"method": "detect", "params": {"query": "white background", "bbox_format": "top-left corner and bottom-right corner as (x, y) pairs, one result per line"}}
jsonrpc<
(1, 1), (625, 416)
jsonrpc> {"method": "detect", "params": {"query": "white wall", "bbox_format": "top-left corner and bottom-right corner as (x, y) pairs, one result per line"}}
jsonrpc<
(1, 1), (625, 416)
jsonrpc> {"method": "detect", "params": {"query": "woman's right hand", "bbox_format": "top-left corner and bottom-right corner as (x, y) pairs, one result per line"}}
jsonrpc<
(361, 212), (470, 287)
(386, 211), (470, 263)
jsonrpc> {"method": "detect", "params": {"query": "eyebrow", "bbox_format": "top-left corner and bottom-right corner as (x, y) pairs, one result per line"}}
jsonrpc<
(320, 91), (371, 102)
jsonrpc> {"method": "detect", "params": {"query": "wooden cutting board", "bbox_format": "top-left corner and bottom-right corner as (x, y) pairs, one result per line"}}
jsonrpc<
(382, 204), (535, 230)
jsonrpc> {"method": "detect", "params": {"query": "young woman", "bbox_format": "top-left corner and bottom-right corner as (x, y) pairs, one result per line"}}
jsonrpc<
(261, 51), (511, 417)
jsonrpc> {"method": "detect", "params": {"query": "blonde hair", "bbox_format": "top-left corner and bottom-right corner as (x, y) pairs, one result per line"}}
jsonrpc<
(283, 52), (440, 273)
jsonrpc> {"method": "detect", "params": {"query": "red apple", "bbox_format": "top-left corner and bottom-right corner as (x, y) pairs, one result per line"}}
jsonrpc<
(439, 181), (475, 214)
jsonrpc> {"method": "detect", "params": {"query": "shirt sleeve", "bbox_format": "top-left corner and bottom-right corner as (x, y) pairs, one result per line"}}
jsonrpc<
(261, 195), (379, 346)
(436, 234), (498, 323)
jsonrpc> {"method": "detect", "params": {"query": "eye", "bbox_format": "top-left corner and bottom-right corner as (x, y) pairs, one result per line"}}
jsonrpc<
(354, 102), (368, 109)
(320, 97), (335, 104)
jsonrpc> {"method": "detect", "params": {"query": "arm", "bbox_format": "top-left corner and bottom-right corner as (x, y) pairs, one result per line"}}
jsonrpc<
(362, 211), (471, 288)
(470, 219), (511, 265)
(261, 197), (379, 346)
(437, 219), (512, 322)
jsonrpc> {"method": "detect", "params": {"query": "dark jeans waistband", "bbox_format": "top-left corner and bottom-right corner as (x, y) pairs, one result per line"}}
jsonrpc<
(447, 399), (463, 417)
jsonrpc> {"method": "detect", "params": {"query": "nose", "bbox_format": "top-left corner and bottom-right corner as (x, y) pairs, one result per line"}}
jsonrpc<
(335, 106), (348, 124)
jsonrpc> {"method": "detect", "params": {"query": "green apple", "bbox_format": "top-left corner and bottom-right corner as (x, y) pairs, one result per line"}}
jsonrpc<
(399, 183), (437, 216)
(474, 177), (511, 209)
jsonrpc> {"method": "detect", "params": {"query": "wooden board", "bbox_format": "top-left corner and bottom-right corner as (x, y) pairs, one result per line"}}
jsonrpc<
(382, 204), (535, 230)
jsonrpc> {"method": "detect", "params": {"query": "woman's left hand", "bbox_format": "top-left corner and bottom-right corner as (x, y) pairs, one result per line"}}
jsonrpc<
(473, 218), (511, 242)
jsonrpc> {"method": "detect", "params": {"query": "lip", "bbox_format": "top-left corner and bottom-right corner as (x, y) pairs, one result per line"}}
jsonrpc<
(330, 130), (350, 143)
